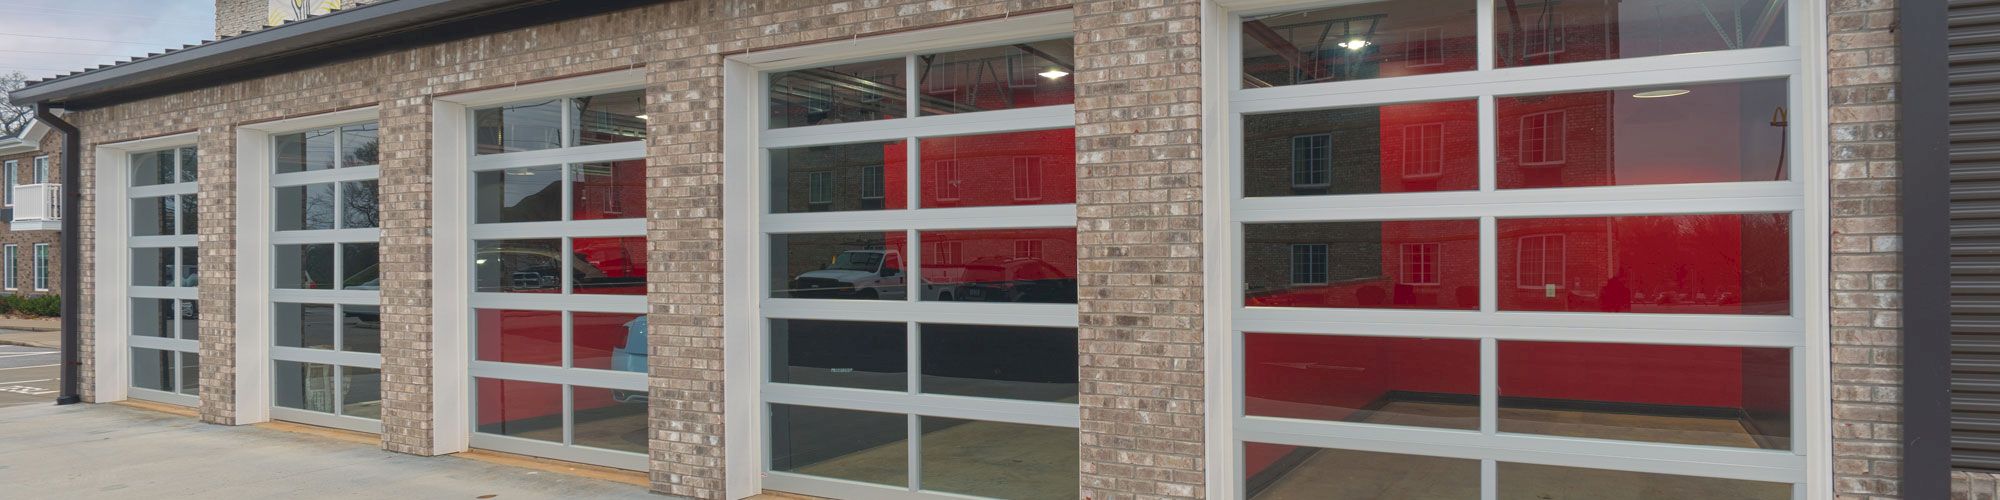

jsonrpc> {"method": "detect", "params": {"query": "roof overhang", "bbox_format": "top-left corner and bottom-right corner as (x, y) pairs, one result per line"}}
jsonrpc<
(14, 0), (665, 109)
(0, 121), (48, 156)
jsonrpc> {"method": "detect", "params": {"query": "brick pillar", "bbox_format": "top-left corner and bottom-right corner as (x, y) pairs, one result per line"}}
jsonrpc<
(1827, 0), (1905, 498)
(645, 41), (730, 498)
(1073, 0), (1209, 497)
(377, 96), (438, 455)
(196, 125), (239, 425)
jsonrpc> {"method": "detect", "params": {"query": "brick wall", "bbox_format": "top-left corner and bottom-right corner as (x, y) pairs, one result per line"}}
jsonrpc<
(1072, 0), (1208, 497)
(215, 0), (264, 37)
(1828, 0), (1906, 498)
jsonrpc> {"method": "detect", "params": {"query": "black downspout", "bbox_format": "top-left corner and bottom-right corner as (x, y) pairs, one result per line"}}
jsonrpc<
(35, 103), (81, 406)
(1900, 0), (1949, 497)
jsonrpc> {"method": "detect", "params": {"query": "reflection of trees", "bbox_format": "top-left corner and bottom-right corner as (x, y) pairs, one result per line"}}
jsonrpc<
(306, 186), (336, 229)
(345, 139), (378, 167)
(344, 181), (378, 228)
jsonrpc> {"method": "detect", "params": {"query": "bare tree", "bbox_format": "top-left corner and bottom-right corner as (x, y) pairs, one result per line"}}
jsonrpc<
(0, 72), (33, 138)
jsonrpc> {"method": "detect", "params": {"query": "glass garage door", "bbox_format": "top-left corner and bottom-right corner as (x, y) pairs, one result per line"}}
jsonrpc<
(756, 37), (1084, 499)
(464, 89), (650, 468)
(1230, 1), (1809, 498)
(267, 122), (385, 432)
(128, 145), (201, 406)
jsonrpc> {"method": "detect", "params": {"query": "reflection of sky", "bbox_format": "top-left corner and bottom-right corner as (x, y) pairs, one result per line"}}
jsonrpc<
(1618, 0), (1785, 56)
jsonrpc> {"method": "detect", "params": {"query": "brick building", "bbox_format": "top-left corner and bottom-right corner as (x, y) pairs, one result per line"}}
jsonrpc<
(0, 122), (62, 297)
(1, 0), (1959, 498)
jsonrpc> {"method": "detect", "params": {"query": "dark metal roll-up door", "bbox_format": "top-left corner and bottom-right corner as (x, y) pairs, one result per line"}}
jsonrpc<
(1952, 0), (2000, 472)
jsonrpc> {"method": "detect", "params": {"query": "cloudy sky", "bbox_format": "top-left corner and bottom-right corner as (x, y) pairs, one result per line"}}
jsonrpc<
(1, 0), (215, 81)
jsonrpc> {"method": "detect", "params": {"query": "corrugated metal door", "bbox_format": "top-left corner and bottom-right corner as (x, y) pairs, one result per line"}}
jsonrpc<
(1952, 0), (2000, 471)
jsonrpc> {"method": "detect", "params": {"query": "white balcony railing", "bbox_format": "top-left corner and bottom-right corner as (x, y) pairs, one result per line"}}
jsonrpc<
(11, 183), (59, 231)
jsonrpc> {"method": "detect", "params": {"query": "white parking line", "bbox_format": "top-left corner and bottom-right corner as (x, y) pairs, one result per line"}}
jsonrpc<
(0, 364), (58, 370)
(0, 379), (52, 385)
(0, 352), (56, 358)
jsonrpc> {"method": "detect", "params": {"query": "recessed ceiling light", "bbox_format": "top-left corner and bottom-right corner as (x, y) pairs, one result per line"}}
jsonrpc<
(1039, 69), (1069, 80)
(1339, 39), (1371, 50)
(637, 114), (651, 120)
(1632, 89), (1691, 99)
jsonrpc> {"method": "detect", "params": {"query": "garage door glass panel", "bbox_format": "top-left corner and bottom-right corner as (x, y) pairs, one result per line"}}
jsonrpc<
(1496, 79), (1790, 189)
(275, 244), (335, 289)
(1496, 213), (1790, 314)
(132, 150), (175, 186)
(771, 232), (909, 300)
(571, 160), (644, 220)
(572, 90), (646, 147)
(1498, 341), (1792, 450)
(177, 300), (199, 340)
(275, 183), (337, 231)
(475, 100), (564, 155)
(917, 229), (1077, 304)
(1244, 100), (1479, 196)
(341, 306), (381, 354)
(476, 377), (564, 443)
(476, 166), (563, 223)
(132, 347), (173, 391)
(132, 298), (173, 338)
(769, 403), (909, 487)
(1245, 333), (1479, 429)
(342, 242), (379, 290)
(570, 385), (648, 453)
(341, 123), (379, 167)
(131, 196), (176, 236)
(918, 38), (1075, 116)
(1243, 442), (1480, 499)
(274, 303), (336, 349)
(274, 359), (337, 412)
(771, 319), (907, 391)
(572, 237), (645, 295)
(475, 239), (563, 293)
(572, 312), (646, 373)
(1244, 220), (1480, 310)
(770, 141), (907, 213)
(276, 128), (337, 173)
(920, 324), (1076, 402)
(1241, 0), (1478, 88)
(475, 309), (562, 366)
(768, 58), (907, 129)
(342, 180), (380, 228)
(918, 417), (1079, 498)
(341, 366), (382, 420)
(133, 248), (173, 286)
(1493, 0), (1787, 69)
(918, 130), (1075, 207)
(1496, 462), (1791, 500)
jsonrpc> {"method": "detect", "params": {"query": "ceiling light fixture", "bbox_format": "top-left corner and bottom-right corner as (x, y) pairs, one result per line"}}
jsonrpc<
(1632, 89), (1692, 99)
(1039, 69), (1070, 80)
(1339, 39), (1371, 50)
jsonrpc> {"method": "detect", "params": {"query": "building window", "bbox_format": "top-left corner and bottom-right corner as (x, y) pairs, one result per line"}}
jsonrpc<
(1402, 123), (1445, 178)
(1524, 12), (1565, 58)
(1518, 110), (1565, 165)
(3, 159), (14, 207)
(3, 244), (17, 291)
(1516, 234), (1565, 290)
(1399, 242), (1439, 285)
(807, 171), (833, 208)
(1290, 244), (1328, 285)
(1407, 26), (1445, 67)
(32, 243), (47, 291)
(467, 89), (648, 467)
(32, 156), (48, 184)
(1014, 157), (1043, 201)
(755, 36), (1081, 499)
(861, 165), (885, 201)
(1291, 134), (1331, 188)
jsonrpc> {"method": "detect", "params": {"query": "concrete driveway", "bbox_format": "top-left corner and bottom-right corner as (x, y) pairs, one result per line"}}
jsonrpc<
(0, 402), (662, 499)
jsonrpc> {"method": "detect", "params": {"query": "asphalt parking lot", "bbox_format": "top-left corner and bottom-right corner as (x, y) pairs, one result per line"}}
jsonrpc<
(0, 345), (57, 408)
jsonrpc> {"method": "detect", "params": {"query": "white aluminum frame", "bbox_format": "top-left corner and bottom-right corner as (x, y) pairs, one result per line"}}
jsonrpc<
(235, 107), (385, 431)
(433, 69), (651, 470)
(92, 133), (201, 407)
(724, 11), (1078, 500)
(1201, 0), (1831, 498)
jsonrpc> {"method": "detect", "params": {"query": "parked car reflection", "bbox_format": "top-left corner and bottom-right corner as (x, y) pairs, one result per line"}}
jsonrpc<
(784, 251), (1077, 303)
(474, 246), (642, 294)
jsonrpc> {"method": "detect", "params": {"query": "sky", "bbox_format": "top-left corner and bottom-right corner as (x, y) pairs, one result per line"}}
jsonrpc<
(0, 0), (215, 82)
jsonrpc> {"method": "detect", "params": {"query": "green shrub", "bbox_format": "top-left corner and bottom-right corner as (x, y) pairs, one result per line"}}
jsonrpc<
(0, 295), (21, 316)
(17, 295), (58, 317)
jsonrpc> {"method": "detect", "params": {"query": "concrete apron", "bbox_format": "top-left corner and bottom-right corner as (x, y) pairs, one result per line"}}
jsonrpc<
(0, 402), (656, 499)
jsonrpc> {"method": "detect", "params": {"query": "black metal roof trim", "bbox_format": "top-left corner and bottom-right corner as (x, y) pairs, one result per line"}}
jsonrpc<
(11, 0), (640, 108)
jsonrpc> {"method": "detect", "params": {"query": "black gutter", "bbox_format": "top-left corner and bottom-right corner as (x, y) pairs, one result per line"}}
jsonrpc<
(35, 103), (80, 406)
(1901, 0), (1948, 496)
